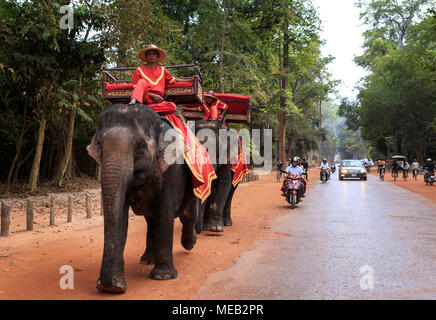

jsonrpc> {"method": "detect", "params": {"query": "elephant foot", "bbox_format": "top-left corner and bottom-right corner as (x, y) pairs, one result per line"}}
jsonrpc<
(223, 215), (233, 226)
(195, 222), (203, 234)
(203, 219), (225, 232)
(140, 249), (155, 265)
(150, 264), (178, 280)
(181, 233), (197, 250)
(96, 277), (126, 294)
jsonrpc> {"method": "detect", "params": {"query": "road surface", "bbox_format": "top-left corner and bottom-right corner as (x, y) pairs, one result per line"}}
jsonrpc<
(192, 173), (436, 299)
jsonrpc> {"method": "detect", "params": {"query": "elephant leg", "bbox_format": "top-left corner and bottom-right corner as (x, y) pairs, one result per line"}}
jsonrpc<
(203, 166), (232, 232)
(180, 199), (198, 250)
(150, 207), (177, 280)
(140, 216), (155, 265)
(195, 199), (206, 234)
(97, 201), (129, 293)
(223, 185), (237, 226)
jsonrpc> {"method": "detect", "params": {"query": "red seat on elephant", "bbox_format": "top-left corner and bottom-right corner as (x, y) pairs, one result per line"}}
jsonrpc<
(214, 93), (250, 115)
(105, 83), (134, 90)
(105, 82), (194, 91)
(166, 82), (194, 88)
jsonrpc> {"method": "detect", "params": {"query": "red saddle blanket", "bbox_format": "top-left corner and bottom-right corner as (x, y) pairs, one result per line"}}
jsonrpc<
(231, 136), (249, 187)
(164, 114), (217, 202)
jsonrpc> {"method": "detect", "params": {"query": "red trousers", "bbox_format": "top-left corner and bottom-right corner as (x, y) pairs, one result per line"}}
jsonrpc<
(131, 79), (176, 115)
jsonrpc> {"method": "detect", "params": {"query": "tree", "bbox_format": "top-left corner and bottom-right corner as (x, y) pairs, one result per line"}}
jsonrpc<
(356, 0), (430, 50)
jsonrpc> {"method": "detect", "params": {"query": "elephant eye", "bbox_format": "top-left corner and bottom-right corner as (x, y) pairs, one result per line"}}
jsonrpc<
(134, 142), (147, 156)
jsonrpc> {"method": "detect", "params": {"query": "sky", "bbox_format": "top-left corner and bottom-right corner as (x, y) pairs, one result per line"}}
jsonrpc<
(313, 0), (368, 101)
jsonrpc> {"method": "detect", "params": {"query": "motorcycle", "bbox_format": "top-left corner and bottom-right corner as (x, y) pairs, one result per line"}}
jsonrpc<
(321, 168), (329, 183)
(424, 170), (435, 186)
(285, 173), (303, 209)
(302, 168), (308, 180)
(379, 167), (385, 181)
(331, 165), (336, 174)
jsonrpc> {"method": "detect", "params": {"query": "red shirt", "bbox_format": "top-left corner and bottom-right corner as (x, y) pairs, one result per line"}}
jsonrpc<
(201, 100), (228, 120)
(132, 65), (176, 97)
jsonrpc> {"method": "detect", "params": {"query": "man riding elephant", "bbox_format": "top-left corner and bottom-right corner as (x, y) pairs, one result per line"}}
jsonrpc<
(183, 90), (228, 122)
(127, 44), (197, 110)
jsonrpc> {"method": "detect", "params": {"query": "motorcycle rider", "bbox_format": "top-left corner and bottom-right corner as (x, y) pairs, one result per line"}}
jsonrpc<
(331, 162), (336, 173)
(301, 158), (309, 180)
(401, 160), (410, 179)
(411, 159), (421, 179)
(276, 158), (284, 182)
(423, 158), (435, 182)
(377, 159), (386, 179)
(281, 157), (304, 201)
(319, 158), (330, 181)
(391, 159), (399, 178)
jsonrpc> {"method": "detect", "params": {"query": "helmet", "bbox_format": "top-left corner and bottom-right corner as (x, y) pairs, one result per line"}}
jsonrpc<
(322, 158), (327, 162)
(291, 157), (298, 166)
(426, 158), (432, 162)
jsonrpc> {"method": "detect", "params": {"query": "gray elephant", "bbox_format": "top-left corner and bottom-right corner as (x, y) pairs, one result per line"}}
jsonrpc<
(192, 120), (241, 233)
(87, 104), (199, 293)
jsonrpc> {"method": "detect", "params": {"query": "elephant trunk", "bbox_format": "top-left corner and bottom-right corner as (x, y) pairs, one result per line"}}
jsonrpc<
(98, 128), (133, 293)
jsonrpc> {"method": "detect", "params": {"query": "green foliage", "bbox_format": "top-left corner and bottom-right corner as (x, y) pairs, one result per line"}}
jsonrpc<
(340, 1), (436, 164)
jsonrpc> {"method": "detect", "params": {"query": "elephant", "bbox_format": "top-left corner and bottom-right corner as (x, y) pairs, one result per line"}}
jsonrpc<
(87, 104), (199, 293)
(192, 120), (240, 233)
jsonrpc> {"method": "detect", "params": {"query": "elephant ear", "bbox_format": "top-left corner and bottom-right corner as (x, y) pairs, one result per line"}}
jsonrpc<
(87, 133), (101, 166)
(156, 122), (184, 172)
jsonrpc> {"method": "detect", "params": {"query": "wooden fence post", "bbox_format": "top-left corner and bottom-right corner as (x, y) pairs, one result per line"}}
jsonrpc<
(1, 201), (11, 236)
(100, 191), (103, 216)
(86, 193), (92, 218)
(67, 194), (73, 223)
(50, 196), (55, 226)
(26, 197), (33, 231)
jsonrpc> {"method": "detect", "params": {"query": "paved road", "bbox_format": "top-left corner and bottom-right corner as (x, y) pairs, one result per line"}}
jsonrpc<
(192, 173), (436, 299)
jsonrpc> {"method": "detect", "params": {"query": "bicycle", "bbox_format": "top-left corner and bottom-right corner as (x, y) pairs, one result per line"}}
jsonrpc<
(392, 170), (398, 181)
(277, 170), (282, 182)
(403, 169), (408, 181)
(379, 167), (385, 181)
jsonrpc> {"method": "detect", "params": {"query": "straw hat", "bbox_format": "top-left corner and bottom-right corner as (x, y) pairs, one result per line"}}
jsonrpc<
(204, 90), (218, 100)
(138, 44), (167, 62)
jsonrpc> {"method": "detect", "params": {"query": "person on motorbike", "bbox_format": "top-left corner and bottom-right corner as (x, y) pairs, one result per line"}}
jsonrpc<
(331, 162), (336, 173)
(276, 159), (284, 182)
(412, 159), (421, 179)
(281, 157), (304, 201)
(391, 159), (399, 178)
(301, 158), (309, 180)
(423, 158), (435, 182)
(401, 160), (410, 179)
(377, 159), (386, 179)
(319, 158), (330, 181)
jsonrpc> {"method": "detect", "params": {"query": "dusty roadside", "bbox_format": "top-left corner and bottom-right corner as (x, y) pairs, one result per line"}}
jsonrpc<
(370, 169), (436, 205)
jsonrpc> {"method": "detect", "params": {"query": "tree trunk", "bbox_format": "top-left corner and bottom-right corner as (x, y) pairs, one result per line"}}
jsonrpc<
(279, 20), (289, 165)
(219, 5), (227, 93)
(3, 104), (30, 194)
(29, 118), (47, 193)
(54, 108), (76, 187)
(318, 99), (322, 162)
